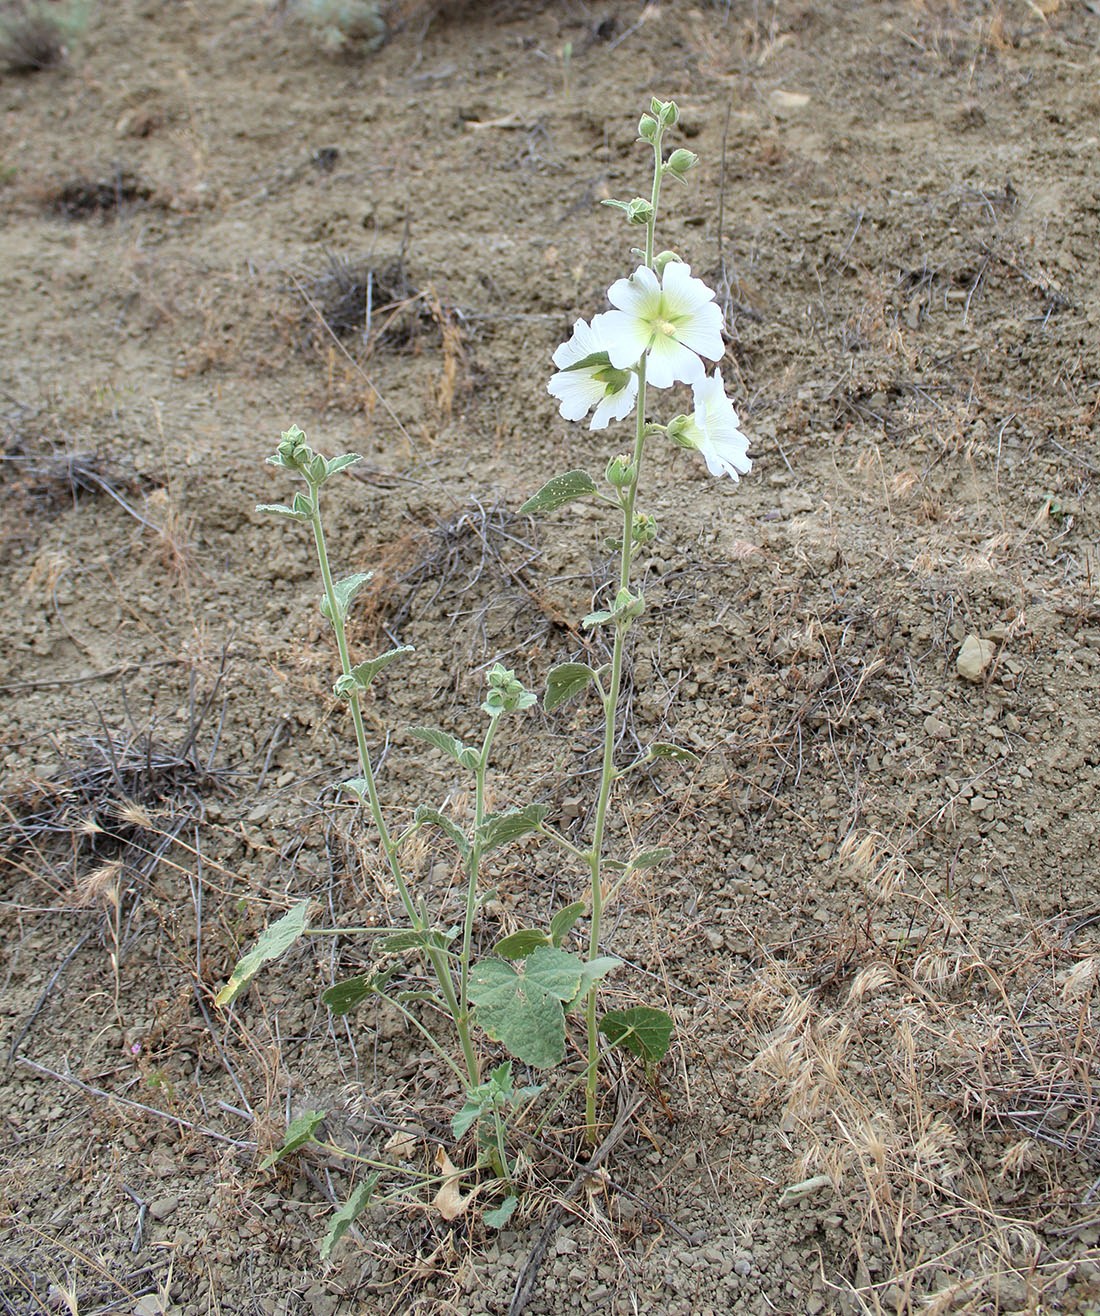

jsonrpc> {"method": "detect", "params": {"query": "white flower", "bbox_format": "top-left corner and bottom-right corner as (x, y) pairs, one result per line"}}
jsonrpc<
(599, 262), (724, 389)
(673, 370), (752, 481)
(547, 315), (639, 431)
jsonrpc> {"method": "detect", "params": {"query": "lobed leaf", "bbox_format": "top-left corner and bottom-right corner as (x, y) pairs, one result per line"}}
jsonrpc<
(468, 959), (566, 1069)
(483, 1195), (519, 1229)
(413, 804), (471, 858)
(598, 1006), (674, 1064)
(549, 901), (586, 946)
(493, 929), (552, 959)
(347, 645), (414, 690)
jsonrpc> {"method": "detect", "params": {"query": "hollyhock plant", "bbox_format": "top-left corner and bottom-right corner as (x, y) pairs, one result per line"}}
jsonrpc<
(599, 261), (724, 388)
(547, 315), (639, 430)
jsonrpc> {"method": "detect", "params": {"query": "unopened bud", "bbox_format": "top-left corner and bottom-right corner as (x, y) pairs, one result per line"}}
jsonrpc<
(632, 513), (657, 546)
(666, 148), (698, 180)
(638, 113), (659, 142)
(606, 454), (637, 488)
(625, 197), (654, 225)
(666, 414), (696, 449)
(650, 97), (679, 126)
(653, 250), (682, 277)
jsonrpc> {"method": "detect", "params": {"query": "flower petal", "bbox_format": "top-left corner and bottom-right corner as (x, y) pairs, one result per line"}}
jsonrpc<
(591, 374), (638, 430)
(606, 265), (661, 317)
(552, 317), (601, 369)
(674, 300), (725, 362)
(599, 309), (651, 371)
(660, 261), (718, 315)
(646, 333), (705, 389)
(547, 369), (606, 421)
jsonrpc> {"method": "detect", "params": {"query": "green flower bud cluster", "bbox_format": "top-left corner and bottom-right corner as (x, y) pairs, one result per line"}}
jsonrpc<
(482, 664), (537, 717)
(605, 453), (637, 489)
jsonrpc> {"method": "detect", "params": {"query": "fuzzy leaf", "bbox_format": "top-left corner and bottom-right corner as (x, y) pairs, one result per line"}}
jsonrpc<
(215, 901), (311, 1006)
(319, 1176), (378, 1260)
(549, 901), (586, 946)
(259, 1109), (325, 1171)
(408, 726), (474, 769)
(346, 646), (414, 691)
(628, 847), (674, 872)
(648, 742), (700, 764)
(476, 805), (549, 855)
(468, 959), (565, 1070)
(325, 453), (363, 477)
(576, 955), (622, 997)
(520, 470), (599, 514)
(493, 929), (552, 960)
(544, 662), (598, 713)
(321, 571), (373, 622)
(255, 501), (310, 522)
(322, 966), (396, 1016)
(414, 804), (471, 858)
(599, 1006), (674, 1063)
(524, 945), (585, 1001)
(483, 1195), (519, 1229)
(376, 928), (455, 954)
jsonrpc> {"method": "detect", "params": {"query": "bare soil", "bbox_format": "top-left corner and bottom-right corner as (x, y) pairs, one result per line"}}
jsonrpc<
(2, 2), (1099, 1313)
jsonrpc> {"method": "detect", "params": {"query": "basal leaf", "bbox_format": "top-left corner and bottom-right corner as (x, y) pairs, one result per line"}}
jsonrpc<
(259, 1109), (325, 1171)
(544, 662), (598, 713)
(215, 901), (311, 1006)
(476, 804), (550, 855)
(468, 959), (565, 1069)
(524, 946), (584, 1002)
(493, 929), (552, 959)
(319, 1176), (378, 1260)
(598, 1006), (674, 1064)
(549, 901), (586, 946)
(520, 470), (599, 515)
(483, 1195), (519, 1229)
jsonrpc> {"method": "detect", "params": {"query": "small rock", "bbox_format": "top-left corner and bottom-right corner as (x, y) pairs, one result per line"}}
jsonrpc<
(923, 714), (952, 740)
(768, 89), (811, 117)
(149, 1195), (179, 1221)
(956, 634), (995, 682)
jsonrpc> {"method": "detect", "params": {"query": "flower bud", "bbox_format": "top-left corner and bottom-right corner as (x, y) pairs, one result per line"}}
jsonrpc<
(653, 250), (682, 277)
(625, 197), (655, 225)
(638, 113), (659, 142)
(632, 513), (657, 546)
(666, 414), (697, 449)
(481, 663), (537, 716)
(606, 454), (637, 488)
(665, 148), (698, 180)
(650, 97), (679, 126)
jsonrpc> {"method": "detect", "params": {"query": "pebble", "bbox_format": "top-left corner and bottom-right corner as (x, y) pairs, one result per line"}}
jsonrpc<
(149, 1195), (179, 1221)
(957, 634), (995, 682)
(923, 714), (952, 739)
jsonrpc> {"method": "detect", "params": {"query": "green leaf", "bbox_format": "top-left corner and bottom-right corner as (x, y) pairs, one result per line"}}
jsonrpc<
(322, 966), (396, 1016)
(259, 1109), (325, 1171)
(577, 955), (622, 995)
(476, 805), (550, 855)
(581, 608), (614, 629)
(524, 946), (584, 1001)
(648, 742), (700, 764)
(215, 901), (311, 1006)
(376, 928), (455, 954)
(255, 501), (311, 522)
(325, 452), (363, 477)
(599, 1006), (674, 1063)
(544, 663), (598, 713)
(414, 804), (471, 859)
(321, 571), (373, 622)
(467, 959), (566, 1069)
(628, 847), (674, 872)
(520, 470), (599, 514)
(549, 901), (586, 946)
(347, 646), (414, 691)
(319, 1176), (378, 1260)
(493, 929), (552, 959)
(452, 1095), (484, 1141)
(408, 726), (474, 769)
(483, 1195), (519, 1229)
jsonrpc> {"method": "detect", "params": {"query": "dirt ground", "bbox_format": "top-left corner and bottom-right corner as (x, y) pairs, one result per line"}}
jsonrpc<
(2, 0), (1099, 1312)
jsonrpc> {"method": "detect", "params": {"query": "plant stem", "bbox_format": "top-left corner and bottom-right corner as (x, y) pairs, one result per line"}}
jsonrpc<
(457, 715), (500, 1071)
(308, 482), (478, 1087)
(582, 129), (665, 1141)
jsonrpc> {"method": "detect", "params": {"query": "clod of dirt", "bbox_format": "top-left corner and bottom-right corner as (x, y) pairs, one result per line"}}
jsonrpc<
(48, 169), (154, 219)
